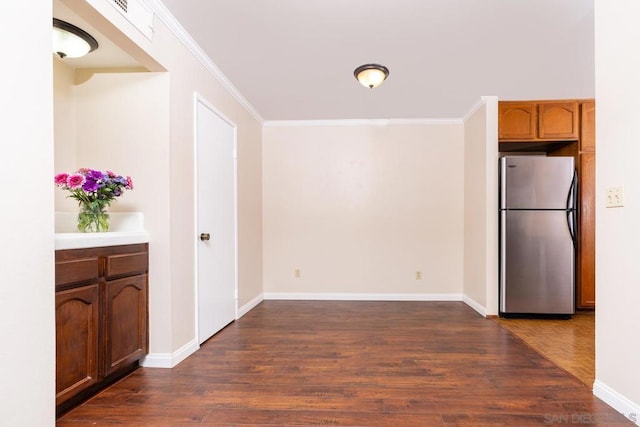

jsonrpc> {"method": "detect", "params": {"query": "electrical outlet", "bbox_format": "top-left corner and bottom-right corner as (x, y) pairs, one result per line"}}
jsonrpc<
(294, 269), (301, 278)
(606, 186), (624, 208)
(415, 271), (422, 280)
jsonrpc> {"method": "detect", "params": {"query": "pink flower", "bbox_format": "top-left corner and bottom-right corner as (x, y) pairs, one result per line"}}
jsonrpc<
(126, 176), (134, 189)
(67, 173), (85, 189)
(54, 173), (69, 186)
(106, 170), (116, 178)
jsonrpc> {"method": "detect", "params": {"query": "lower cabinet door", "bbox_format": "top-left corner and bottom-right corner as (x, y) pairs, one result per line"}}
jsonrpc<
(104, 274), (148, 376)
(56, 284), (100, 405)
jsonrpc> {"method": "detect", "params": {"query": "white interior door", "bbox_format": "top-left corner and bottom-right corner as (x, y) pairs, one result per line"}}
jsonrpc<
(196, 97), (237, 345)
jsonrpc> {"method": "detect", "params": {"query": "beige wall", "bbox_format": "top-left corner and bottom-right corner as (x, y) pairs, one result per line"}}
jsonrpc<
(263, 123), (464, 297)
(54, 0), (264, 361)
(53, 59), (77, 211)
(463, 103), (488, 309)
(74, 72), (173, 353)
(594, 0), (640, 420)
(0, 2), (55, 425)
(148, 15), (264, 347)
(462, 98), (499, 316)
(53, 68), (174, 353)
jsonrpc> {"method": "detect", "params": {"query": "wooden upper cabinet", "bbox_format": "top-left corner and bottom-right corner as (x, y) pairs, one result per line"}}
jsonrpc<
(499, 100), (580, 142)
(580, 100), (596, 152)
(498, 102), (537, 140)
(538, 101), (579, 140)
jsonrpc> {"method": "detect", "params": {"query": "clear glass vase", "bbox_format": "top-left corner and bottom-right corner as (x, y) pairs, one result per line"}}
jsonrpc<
(77, 203), (110, 233)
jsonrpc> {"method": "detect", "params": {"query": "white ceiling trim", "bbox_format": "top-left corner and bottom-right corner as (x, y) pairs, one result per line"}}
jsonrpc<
(146, 0), (263, 124)
(263, 118), (463, 128)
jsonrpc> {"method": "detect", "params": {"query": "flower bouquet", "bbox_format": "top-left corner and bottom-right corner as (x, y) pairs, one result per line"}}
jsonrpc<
(55, 168), (134, 232)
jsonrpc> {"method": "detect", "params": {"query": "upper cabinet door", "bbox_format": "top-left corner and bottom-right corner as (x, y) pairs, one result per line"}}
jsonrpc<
(499, 102), (537, 140)
(538, 101), (579, 140)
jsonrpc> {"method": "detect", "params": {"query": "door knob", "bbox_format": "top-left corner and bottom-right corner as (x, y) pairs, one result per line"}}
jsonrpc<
(200, 233), (211, 241)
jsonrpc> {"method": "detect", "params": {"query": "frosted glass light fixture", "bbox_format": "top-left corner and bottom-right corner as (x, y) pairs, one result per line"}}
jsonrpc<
(53, 18), (99, 59)
(354, 63), (389, 89)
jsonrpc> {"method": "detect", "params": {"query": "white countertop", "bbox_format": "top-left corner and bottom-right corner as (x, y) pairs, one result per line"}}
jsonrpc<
(55, 231), (149, 250)
(55, 212), (149, 250)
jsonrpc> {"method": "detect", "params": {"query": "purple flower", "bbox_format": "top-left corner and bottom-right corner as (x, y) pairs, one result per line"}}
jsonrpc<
(83, 178), (99, 192)
(87, 169), (104, 181)
(67, 173), (85, 189)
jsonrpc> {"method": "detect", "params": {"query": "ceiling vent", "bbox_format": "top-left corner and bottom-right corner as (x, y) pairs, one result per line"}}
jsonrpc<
(112, 0), (128, 13)
(108, 0), (153, 40)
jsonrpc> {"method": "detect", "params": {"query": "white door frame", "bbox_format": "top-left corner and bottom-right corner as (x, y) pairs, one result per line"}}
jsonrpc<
(193, 92), (239, 345)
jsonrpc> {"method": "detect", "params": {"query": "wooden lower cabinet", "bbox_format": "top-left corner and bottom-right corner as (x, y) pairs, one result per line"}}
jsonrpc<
(55, 243), (148, 415)
(104, 274), (148, 376)
(55, 284), (100, 406)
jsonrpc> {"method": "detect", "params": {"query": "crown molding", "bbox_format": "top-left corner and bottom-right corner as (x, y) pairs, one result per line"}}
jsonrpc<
(263, 118), (463, 128)
(146, 0), (263, 124)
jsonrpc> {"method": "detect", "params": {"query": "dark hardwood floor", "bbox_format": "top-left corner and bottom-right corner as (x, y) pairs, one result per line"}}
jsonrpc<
(57, 301), (632, 426)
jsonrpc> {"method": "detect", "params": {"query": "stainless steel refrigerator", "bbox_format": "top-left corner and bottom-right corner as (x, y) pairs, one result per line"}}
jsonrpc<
(499, 156), (577, 317)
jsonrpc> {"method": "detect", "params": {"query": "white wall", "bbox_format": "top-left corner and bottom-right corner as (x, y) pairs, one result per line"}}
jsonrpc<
(262, 123), (464, 298)
(0, 2), (55, 425)
(593, 0), (640, 422)
(462, 98), (499, 316)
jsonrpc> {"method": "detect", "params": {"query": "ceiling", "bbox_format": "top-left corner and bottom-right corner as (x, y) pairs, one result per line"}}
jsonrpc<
(159, 0), (594, 121)
(52, 0), (595, 121)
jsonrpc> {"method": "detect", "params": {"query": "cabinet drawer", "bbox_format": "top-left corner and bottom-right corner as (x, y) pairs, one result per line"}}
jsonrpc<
(56, 257), (100, 287)
(105, 252), (148, 279)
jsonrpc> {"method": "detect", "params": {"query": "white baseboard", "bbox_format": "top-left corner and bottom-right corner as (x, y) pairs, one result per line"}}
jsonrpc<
(237, 293), (264, 318)
(141, 338), (199, 369)
(593, 380), (640, 425)
(263, 292), (463, 301)
(462, 294), (487, 317)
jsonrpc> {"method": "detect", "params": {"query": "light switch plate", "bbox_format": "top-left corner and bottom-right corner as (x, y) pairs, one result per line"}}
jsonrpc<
(605, 186), (624, 208)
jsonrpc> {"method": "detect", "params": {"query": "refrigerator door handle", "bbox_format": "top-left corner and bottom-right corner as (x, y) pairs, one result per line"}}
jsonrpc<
(566, 210), (577, 249)
(566, 171), (578, 249)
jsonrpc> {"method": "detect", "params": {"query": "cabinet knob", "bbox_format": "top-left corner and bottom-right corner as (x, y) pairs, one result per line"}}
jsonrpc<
(200, 233), (211, 241)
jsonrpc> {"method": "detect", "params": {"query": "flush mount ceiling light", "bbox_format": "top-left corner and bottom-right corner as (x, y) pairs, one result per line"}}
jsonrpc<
(354, 63), (389, 89)
(52, 18), (99, 59)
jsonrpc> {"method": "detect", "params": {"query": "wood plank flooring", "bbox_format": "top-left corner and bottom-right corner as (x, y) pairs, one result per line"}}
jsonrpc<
(58, 301), (632, 426)
(497, 311), (595, 387)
